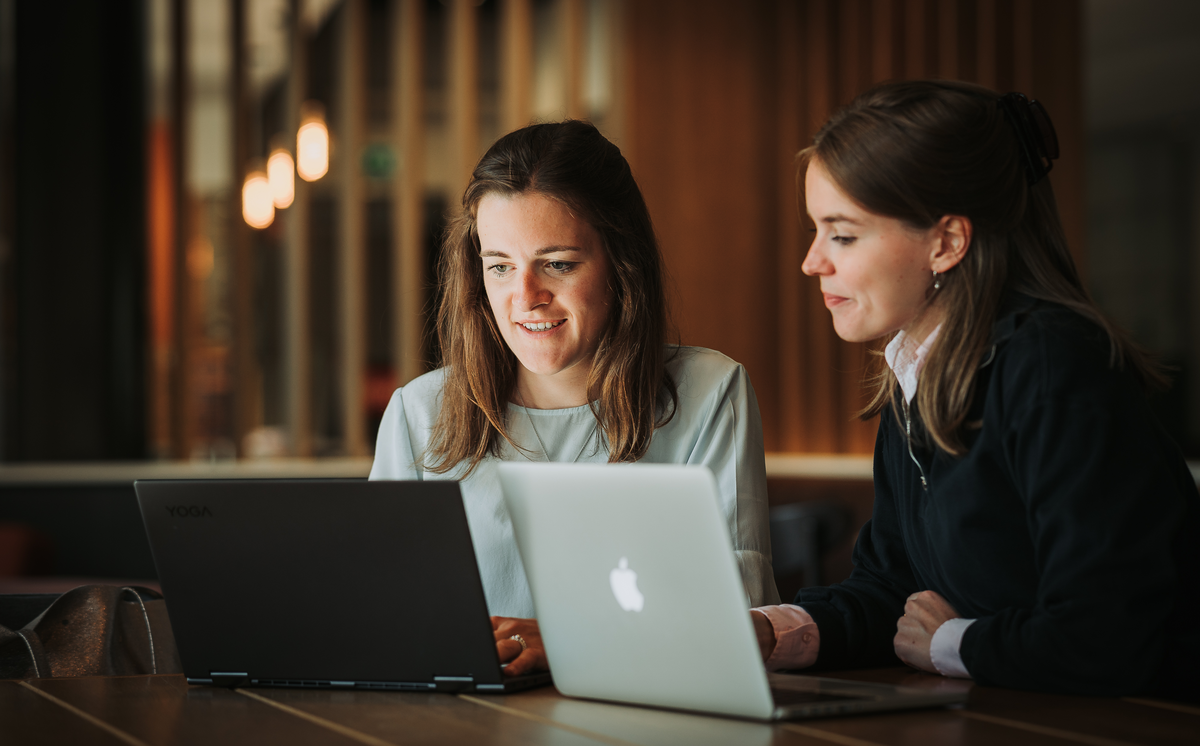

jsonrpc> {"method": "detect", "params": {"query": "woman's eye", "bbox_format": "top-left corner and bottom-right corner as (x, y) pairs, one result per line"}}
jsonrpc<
(832, 235), (856, 245)
(487, 263), (512, 275)
(548, 261), (574, 272)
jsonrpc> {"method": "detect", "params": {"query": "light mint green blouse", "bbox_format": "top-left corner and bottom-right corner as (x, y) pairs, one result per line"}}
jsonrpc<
(369, 346), (779, 616)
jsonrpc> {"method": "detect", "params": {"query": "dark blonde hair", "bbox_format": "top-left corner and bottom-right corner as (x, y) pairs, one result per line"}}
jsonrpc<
(802, 80), (1162, 455)
(425, 120), (677, 474)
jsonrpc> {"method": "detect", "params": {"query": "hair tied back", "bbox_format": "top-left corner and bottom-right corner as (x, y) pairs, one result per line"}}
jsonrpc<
(997, 92), (1060, 186)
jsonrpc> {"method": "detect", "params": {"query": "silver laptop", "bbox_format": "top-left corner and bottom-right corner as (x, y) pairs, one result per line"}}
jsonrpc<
(497, 463), (967, 720)
(135, 479), (550, 693)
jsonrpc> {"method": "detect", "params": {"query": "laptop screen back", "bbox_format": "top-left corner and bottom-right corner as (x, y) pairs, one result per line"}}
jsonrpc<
(136, 479), (503, 686)
(499, 463), (777, 720)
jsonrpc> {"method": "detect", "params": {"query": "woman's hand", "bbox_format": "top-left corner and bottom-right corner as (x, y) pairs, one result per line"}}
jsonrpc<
(492, 616), (549, 677)
(751, 610), (777, 661)
(893, 590), (961, 674)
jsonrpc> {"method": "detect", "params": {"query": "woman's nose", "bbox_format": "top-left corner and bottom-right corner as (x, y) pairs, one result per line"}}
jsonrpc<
(801, 243), (829, 277)
(515, 269), (551, 310)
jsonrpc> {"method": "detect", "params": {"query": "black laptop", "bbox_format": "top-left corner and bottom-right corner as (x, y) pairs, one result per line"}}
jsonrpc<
(134, 479), (550, 693)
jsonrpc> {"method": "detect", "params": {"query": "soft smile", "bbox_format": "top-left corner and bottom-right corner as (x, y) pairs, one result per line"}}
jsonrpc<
(520, 320), (565, 331)
(822, 293), (850, 308)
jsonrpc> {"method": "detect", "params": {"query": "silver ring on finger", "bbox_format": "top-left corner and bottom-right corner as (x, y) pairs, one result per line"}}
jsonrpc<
(510, 634), (528, 652)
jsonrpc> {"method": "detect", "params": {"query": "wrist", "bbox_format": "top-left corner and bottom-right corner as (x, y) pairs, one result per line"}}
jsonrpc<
(750, 609), (776, 658)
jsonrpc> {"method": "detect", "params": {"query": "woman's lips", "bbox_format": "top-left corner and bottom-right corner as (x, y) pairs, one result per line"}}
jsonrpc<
(518, 319), (566, 334)
(823, 293), (849, 308)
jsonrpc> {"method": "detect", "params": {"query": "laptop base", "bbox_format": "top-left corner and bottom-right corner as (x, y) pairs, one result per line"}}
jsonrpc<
(188, 672), (552, 694)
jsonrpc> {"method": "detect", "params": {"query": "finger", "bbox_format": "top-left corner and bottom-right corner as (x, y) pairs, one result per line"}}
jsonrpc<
(906, 591), (947, 618)
(503, 648), (547, 677)
(493, 622), (525, 642)
(496, 638), (523, 663)
(909, 602), (959, 635)
(903, 602), (943, 634)
(908, 591), (961, 621)
(903, 605), (933, 630)
(905, 596), (933, 615)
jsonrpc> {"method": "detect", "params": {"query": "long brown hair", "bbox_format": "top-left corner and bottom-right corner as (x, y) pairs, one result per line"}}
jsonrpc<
(426, 120), (677, 474)
(801, 80), (1163, 456)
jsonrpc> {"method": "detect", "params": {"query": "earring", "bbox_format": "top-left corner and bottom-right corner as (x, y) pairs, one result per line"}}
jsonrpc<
(932, 269), (942, 291)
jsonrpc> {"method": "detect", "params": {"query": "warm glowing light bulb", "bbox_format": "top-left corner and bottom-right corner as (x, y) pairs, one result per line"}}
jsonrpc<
(267, 149), (295, 208)
(242, 171), (274, 229)
(297, 116), (329, 182)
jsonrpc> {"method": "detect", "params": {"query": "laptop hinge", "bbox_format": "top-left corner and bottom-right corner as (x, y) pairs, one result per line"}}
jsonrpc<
(210, 672), (250, 687)
(433, 676), (474, 693)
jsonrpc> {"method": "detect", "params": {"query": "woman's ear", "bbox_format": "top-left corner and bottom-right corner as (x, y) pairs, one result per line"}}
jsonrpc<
(930, 214), (972, 273)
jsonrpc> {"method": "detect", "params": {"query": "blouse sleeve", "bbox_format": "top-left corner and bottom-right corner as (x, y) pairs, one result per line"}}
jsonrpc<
(685, 362), (780, 607)
(369, 388), (424, 480)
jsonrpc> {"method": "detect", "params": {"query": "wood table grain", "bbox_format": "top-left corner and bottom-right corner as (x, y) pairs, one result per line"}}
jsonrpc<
(4, 668), (1197, 746)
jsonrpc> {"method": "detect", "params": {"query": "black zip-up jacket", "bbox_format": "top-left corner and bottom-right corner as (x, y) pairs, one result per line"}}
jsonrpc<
(796, 296), (1200, 699)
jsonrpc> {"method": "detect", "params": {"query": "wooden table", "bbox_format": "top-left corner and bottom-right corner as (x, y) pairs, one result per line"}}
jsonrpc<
(4, 668), (1197, 745)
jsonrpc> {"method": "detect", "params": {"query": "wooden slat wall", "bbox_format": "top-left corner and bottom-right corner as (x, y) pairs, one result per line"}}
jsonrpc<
(450, 0), (481, 194)
(623, 0), (1083, 454)
(337, 0), (368, 456)
(393, 0), (425, 386)
(230, 0), (261, 458)
(500, 0), (534, 137)
(283, 0), (313, 457)
(561, 0), (585, 120)
(622, 0), (783, 447)
(170, 0), (194, 459)
(151, 0), (1081, 460)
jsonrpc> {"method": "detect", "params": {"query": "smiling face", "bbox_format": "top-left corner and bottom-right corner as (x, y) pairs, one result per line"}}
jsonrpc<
(478, 192), (613, 408)
(801, 160), (946, 344)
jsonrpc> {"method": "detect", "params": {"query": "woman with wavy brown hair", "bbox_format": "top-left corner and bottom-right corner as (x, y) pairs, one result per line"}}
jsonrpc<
(371, 121), (779, 671)
(749, 80), (1199, 700)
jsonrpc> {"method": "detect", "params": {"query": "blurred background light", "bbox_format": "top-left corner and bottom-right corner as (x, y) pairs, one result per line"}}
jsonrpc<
(267, 148), (295, 208)
(296, 103), (329, 182)
(242, 170), (274, 229)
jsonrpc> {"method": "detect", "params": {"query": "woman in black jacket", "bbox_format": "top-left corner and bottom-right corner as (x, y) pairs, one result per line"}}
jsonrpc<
(750, 79), (1200, 701)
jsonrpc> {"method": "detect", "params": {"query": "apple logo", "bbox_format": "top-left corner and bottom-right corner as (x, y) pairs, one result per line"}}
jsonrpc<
(609, 557), (645, 612)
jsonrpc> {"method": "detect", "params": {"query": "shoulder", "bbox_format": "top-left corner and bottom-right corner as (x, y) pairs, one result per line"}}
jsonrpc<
(664, 345), (747, 397)
(372, 368), (450, 478)
(400, 366), (449, 398)
(385, 367), (449, 421)
(990, 299), (1138, 409)
(998, 299), (1107, 354)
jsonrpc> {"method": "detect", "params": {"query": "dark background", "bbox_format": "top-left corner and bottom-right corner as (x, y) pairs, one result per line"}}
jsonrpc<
(4, 0), (146, 462)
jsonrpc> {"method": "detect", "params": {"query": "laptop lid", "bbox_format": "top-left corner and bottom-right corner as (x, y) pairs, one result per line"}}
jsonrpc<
(135, 479), (543, 692)
(499, 463), (777, 719)
(498, 463), (967, 720)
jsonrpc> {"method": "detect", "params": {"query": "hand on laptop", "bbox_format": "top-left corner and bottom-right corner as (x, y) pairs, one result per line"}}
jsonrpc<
(492, 616), (548, 676)
(893, 590), (961, 674)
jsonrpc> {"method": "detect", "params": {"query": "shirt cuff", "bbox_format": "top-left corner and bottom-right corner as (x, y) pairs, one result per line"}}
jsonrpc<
(751, 604), (819, 671)
(930, 617), (975, 679)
